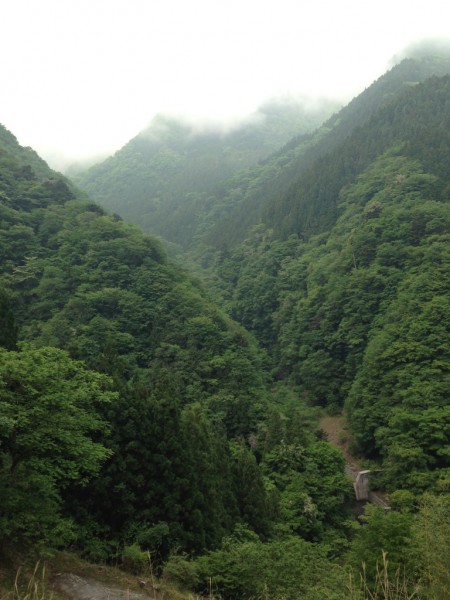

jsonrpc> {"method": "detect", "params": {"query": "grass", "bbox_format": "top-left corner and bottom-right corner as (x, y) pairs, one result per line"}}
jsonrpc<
(0, 550), (430, 600)
(348, 553), (422, 600)
(0, 563), (51, 600)
(0, 552), (198, 600)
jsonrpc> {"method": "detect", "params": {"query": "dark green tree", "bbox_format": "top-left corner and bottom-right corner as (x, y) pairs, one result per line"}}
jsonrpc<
(233, 443), (270, 537)
(180, 403), (237, 552)
(0, 288), (17, 350)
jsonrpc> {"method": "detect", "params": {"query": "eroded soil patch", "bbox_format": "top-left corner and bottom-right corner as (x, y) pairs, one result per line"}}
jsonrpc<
(54, 573), (155, 600)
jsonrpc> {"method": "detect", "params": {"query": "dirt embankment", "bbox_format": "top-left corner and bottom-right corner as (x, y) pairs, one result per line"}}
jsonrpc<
(319, 414), (361, 480)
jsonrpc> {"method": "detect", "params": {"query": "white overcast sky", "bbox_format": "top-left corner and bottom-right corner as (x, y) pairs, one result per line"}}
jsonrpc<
(1, 0), (449, 169)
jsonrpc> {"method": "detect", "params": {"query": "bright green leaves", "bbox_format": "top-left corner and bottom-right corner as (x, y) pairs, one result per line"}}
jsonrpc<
(347, 257), (450, 489)
(195, 535), (347, 600)
(347, 494), (450, 599)
(216, 143), (450, 492)
(267, 441), (351, 539)
(413, 493), (450, 599)
(0, 345), (114, 550)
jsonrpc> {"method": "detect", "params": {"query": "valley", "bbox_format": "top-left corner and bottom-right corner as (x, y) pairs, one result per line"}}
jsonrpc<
(1, 49), (450, 599)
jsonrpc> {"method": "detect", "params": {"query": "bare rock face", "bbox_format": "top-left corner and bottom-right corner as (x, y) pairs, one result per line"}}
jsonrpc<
(54, 573), (154, 600)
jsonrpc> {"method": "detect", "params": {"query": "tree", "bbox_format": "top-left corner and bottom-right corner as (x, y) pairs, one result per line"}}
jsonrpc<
(346, 505), (414, 589)
(233, 443), (270, 536)
(0, 345), (114, 552)
(180, 403), (237, 552)
(0, 288), (17, 350)
(195, 535), (347, 600)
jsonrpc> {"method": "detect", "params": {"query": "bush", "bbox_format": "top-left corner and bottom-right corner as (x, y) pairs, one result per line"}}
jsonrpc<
(122, 544), (148, 574)
(194, 536), (347, 599)
(162, 554), (198, 590)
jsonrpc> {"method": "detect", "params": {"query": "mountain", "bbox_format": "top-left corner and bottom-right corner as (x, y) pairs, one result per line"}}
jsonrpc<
(213, 71), (450, 494)
(75, 53), (450, 259)
(0, 121), (353, 573)
(73, 99), (338, 248)
(0, 124), (272, 556)
(201, 52), (450, 252)
(70, 51), (450, 495)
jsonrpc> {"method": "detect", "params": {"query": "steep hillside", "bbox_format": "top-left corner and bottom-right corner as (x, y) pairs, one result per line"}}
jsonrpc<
(0, 124), (355, 575)
(73, 100), (338, 248)
(201, 52), (450, 251)
(0, 124), (60, 179)
(218, 74), (450, 493)
(0, 125), (273, 558)
(70, 52), (450, 496)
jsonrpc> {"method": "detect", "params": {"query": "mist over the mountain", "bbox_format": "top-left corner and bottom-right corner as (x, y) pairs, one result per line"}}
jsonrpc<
(62, 96), (338, 175)
(72, 95), (339, 247)
(390, 37), (450, 63)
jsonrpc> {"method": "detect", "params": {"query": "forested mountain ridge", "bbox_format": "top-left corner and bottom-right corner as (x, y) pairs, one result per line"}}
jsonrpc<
(200, 52), (450, 252)
(0, 125), (273, 556)
(216, 73), (450, 494)
(0, 123), (85, 193)
(0, 122), (355, 581)
(0, 123), (59, 179)
(72, 99), (338, 249)
(75, 53), (450, 261)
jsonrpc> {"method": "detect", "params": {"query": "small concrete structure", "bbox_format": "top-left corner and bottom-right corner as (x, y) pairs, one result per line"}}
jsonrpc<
(353, 470), (371, 501)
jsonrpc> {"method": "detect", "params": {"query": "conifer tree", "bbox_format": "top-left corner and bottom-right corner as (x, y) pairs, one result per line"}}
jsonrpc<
(0, 288), (17, 350)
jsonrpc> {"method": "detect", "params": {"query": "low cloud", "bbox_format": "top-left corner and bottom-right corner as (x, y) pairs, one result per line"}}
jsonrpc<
(389, 37), (450, 66)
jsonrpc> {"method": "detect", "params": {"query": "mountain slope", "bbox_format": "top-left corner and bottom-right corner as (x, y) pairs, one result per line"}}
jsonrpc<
(71, 52), (450, 494)
(73, 100), (338, 248)
(202, 53), (450, 251)
(73, 52), (450, 261)
(0, 123), (355, 569)
(216, 73), (450, 492)
(0, 125), (271, 556)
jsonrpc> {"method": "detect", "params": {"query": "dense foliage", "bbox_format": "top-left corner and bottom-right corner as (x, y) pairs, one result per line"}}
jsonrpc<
(0, 345), (114, 551)
(0, 123), (350, 569)
(1, 50), (450, 598)
(208, 74), (450, 495)
(162, 495), (449, 600)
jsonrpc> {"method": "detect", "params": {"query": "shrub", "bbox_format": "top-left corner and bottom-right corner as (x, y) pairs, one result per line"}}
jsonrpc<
(121, 544), (148, 575)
